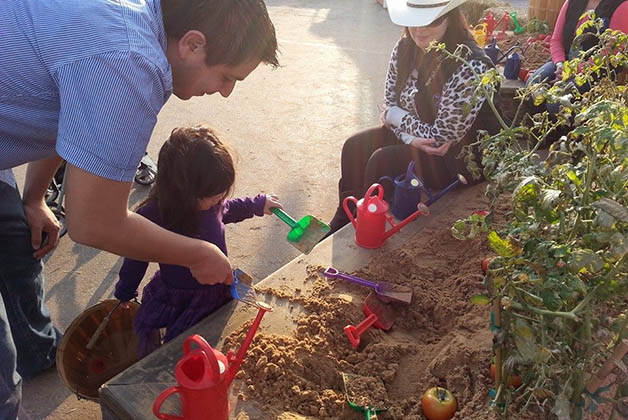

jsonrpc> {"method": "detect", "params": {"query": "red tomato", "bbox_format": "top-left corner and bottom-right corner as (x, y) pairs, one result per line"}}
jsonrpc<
(490, 364), (522, 388)
(421, 387), (457, 420)
(481, 257), (494, 274)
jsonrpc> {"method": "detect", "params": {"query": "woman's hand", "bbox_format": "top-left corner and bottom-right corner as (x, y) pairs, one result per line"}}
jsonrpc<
(554, 62), (564, 81)
(23, 198), (61, 259)
(411, 138), (453, 156)
(264, 194), (283, 215)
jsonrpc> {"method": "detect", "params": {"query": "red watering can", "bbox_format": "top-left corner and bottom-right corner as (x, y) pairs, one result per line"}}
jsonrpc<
(343, 183), (429, 249)
(153, 303), (272, 420)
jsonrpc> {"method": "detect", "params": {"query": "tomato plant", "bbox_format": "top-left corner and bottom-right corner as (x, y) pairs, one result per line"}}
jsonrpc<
(421, 387), (457, 420)
(435, 19), (628, 420)
(490, 363), (522, 388)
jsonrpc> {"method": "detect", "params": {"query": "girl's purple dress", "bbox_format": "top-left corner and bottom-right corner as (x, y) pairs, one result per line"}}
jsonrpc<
(114, 195), (266, 355)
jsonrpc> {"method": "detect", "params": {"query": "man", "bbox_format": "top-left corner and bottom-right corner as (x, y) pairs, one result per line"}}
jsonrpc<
(0, 0), (278, 417)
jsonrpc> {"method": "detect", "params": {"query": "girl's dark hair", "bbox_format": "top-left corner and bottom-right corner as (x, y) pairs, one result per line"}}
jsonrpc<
(395, 9), (477, 101)
(161, 0), (279, 68)
(141, 126), (235, 235)
(562, 0), (626, 57)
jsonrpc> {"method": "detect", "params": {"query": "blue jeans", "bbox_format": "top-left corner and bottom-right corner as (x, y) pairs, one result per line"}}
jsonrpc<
(526, 60), (561, 115)
(0, 180), (62, 419)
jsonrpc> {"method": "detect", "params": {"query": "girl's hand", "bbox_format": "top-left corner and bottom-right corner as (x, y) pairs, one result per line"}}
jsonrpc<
(120, 301), (131, 310)
(264, 194), (283, 215)
(411, 137), (453, 156)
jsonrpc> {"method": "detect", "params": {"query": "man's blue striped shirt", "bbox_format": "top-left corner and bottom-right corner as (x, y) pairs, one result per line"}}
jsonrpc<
(0, 0), (172, 185)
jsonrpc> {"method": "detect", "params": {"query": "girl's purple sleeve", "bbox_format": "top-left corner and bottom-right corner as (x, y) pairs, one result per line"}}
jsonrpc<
(222, 194), (266, 224)
(114, 258), (149, 302)
(113, 203), (157, 301)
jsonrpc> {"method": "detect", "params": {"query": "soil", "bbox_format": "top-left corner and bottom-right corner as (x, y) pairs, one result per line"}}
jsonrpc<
(497, 33), (552, 71)
(222, 186), (538, 419)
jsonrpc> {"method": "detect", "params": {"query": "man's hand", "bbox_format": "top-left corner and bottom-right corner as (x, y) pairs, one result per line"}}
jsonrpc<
(411, 138), (453, 156)
(23, 199), (60, 259)
(188, 242), (233, 285)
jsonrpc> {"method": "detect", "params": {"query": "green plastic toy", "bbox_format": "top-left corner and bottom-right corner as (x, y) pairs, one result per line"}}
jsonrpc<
(510, 11), (526, 34)
(270, 207), (330, 254)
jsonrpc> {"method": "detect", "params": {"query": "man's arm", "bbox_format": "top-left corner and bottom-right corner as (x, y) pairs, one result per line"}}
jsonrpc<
(23, 155), (63, 204)
(22, 155), (64, 258)
(63, 164), (232, 285)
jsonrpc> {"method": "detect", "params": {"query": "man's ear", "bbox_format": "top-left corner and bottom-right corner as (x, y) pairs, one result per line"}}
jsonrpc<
(177, 30), (207, 59)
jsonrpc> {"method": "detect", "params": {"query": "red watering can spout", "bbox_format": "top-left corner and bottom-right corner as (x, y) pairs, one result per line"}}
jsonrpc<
(224, 303), (272, 387)
(381, 202), (430, 241)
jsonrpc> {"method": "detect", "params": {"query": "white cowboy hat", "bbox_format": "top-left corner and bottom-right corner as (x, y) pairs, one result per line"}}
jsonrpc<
(387, 0), (469, 27)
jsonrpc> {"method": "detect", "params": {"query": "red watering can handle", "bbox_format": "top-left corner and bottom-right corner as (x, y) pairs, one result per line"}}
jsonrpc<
(364, 183), (384, 202)
(183, 334), (221, 383)
(344, 314), (377, 349)
(153, 386), (184, 420)
(343, 196), (358, 229)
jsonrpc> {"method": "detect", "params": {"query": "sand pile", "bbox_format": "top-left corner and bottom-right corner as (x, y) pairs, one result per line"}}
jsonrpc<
(223, 186), (537, 419)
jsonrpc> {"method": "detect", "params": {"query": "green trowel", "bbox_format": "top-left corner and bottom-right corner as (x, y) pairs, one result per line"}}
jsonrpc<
(270, 208), (331, 255)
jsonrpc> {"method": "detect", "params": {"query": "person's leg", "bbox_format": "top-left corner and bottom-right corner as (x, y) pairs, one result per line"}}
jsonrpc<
(0, 181), (61, 380)
(329, 126), (399, 232)
(526, 60), (557, 86)
(363, 143), (416, 190)
(0, 295), (21, 420)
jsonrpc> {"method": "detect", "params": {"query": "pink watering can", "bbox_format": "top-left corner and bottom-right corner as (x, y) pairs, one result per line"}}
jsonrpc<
(153, 303), (272, 420)
(343, 183), (429, 249)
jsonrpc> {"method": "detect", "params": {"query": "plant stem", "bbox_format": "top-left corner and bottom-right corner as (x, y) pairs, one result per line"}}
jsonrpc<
(509, 302), (580, 321)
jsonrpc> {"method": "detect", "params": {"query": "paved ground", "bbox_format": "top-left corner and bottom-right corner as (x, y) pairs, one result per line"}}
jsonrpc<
(16, 0), (401, 418)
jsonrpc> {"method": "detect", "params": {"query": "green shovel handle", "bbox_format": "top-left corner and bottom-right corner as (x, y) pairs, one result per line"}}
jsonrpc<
(366, 407), (378, 419)
(271, 207), (297, 228)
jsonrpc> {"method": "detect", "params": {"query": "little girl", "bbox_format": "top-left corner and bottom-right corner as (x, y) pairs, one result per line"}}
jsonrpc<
(114, 125), (282, 355)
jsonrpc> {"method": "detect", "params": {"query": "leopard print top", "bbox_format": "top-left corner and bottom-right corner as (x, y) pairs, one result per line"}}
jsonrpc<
(384, 38), (489, 146)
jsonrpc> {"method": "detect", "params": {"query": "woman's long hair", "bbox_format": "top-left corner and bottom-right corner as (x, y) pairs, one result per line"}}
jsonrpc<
(394, 9), (477, 101)
(140, 126), (235, 235)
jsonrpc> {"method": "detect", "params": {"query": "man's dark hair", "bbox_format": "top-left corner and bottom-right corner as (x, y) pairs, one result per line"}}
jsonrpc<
(162, 0), (279, 68)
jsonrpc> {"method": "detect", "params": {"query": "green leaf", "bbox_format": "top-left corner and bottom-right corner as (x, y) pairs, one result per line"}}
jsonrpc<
(540, 189), (561, 210)
(565, 170), (582, 186)
(470, 294), (491, 305)
(513, 320), (539, 362)
(488, 231), (520, 257)
(608, 233), (628, 262)
(592, 198), (628, 222)
(451, 220), (467, 240)
(594, 209), (616, 229)
(568, 249), (605, 274)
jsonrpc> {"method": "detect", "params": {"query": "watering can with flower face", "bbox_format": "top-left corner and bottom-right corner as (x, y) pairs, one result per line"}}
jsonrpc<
(153, 303), (272, 420)
(343, 183), (429, 249)
(379, 161), (424, 220)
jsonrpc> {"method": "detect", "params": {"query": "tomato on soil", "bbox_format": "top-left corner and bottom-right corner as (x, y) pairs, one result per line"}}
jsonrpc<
(490, 364), (522, 388)
(481, 257), (494, 274)
(421, 387), (457, 420)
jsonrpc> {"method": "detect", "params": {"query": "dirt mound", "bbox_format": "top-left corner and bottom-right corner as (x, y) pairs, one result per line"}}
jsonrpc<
(223, 186), (527, 419)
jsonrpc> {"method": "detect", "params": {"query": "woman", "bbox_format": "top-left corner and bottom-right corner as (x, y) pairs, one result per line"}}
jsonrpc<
(327, 0), (500, 233)
(527, 0), (628, 85)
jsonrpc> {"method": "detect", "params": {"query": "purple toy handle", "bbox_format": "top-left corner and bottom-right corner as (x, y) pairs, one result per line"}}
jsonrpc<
(323, 267), (380, 289)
